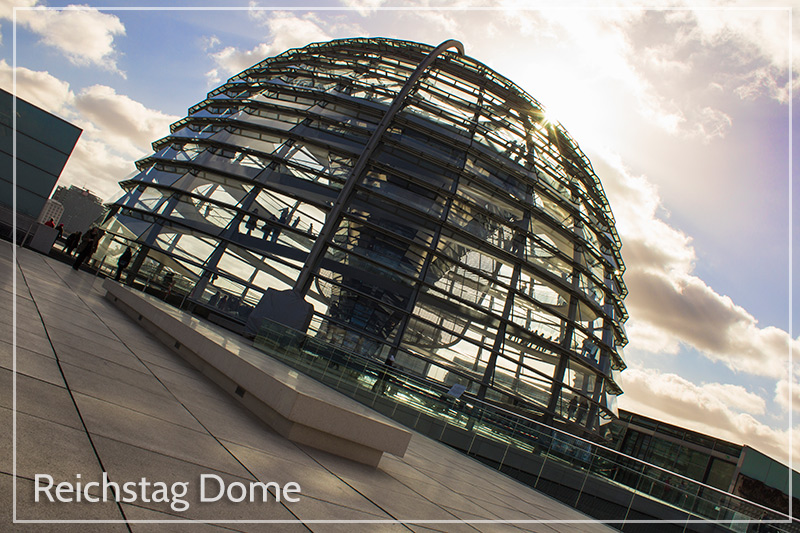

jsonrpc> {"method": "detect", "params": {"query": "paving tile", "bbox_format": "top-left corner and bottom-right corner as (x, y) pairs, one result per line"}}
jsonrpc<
(186, 407), (310, 463)
(57, 356), (161, 394)
(145, 361), (218, 389)
(161, 376), (248, 417)
(223, 441), (386, 517)
(58, 362), (204, 432)
(325, 478), (462, 523)
(90, 434), (305, 522)
(73, 392), (252, 479)
(46, 325), (128, 354)
(291, 497), (399, 523)
(130, 346), (205, 376)
(28, 302), (101, 326)
(403, 520), (482, 533)
(0, 472), (129, 531)
(123, 503), (238, 532)
(53, 341), (150, 374)
(408, 523), (533, 533)
(9, 328), (57, 358)
(41, 316), (120, 343)
(0, 369), (84, 430)
(306, 521), (410, 533)
(0, 341), (64, 385)
(0, 309), (47, 336)
(3, 409), (105, 487)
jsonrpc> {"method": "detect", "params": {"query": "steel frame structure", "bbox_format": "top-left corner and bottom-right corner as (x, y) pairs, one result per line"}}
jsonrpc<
(99, 37), (628, 434)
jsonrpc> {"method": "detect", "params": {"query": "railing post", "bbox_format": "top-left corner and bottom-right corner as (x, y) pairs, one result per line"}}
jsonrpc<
(575, 450), (595, 509)
(248, 316), (792, 531)
(534, 429), (555, 489)
(622, 461), (645, 527)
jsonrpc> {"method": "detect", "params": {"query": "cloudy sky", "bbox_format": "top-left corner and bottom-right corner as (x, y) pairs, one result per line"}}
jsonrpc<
(1, 0), (798, 464)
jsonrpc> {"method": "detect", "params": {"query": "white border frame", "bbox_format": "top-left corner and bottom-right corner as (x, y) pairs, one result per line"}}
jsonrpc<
(10, 3), (794, 527)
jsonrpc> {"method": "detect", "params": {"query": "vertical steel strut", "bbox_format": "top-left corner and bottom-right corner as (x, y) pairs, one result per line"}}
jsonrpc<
(292, 39), (464, 296)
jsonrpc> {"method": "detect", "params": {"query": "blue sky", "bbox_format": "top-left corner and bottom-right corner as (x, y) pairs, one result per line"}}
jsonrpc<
(1, 0), (798, 464)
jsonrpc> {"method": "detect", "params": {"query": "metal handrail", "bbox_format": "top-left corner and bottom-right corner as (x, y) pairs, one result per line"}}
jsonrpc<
(252, 316), (796, 530)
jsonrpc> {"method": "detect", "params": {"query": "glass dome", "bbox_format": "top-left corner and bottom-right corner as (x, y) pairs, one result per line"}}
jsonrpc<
(99, 37), (628, 434)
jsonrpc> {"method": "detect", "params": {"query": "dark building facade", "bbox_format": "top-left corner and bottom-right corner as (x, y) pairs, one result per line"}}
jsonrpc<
(0, 89), (82, 238)
(52, 184), (107, 233)
(99, 37), (628, 434)
(610, 410), (800, 519)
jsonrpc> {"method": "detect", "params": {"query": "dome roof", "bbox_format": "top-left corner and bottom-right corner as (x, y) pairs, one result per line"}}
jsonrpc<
(101, 37), (627, 433)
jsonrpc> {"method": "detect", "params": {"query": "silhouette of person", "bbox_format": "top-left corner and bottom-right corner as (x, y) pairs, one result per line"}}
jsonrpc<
(72, 228), (102, 271)
(115, 247), (132, 281)
(64, 231), (81, 255)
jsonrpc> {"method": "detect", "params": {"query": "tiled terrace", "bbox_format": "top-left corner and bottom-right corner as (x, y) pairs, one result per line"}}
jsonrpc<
(1, 240), (615, 532)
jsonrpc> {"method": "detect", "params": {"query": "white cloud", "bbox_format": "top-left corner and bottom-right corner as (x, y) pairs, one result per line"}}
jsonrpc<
(480, 6), (731, 145)
(488, 1), (794, 147)
(208, 10), (333, 79)
(593, 150), (797, 381)
(208, 42), (277, 81)
(734, 65), (792, 103)
(207, 9), (367, 83)
(2, 2), (125, 75)
(0, 0), (37, 20)
(648, 3), (796, 104)
(200, 35), (220, 52)
(204, 68), (221, 86)
(0, 59), (73, 115)
(73, 84), (178, 158)
(775, 376), (800, 414)
(678, 4), (796, 101)
(692, 106), (732, 142)
(618, 368), (794, 464)
(640, 44), (693, 76)
(0, 61), (176, 202)
(61, 85), (178, 197)
(59, 138), (136, 200)
(340, 0), (391, 17)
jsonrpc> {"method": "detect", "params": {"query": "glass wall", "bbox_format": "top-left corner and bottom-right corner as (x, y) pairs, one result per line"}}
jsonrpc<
(610, 410), (741, 491)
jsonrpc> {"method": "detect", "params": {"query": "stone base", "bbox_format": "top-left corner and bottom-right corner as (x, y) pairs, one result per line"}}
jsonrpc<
(103, 279), (411, 467)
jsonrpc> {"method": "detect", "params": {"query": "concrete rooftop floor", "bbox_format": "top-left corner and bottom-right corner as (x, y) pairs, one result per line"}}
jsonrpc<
(1, 239), (617, 533)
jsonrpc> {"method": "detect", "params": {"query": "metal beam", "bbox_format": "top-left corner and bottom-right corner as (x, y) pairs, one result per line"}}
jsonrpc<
(292, 39), (464, 296)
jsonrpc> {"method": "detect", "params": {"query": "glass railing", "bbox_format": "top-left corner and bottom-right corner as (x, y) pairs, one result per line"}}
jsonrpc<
(253, 318), (797, 532)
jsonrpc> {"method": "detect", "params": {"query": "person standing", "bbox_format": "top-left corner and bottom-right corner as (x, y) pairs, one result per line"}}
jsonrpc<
(574, 399), (588, 425)
(245, 208), (259, 235)
(163, 271), (175, 294)
(567, 396), (578, 420)
(55, 223), (64, 240)
(115, 247), (133, 281)
(209, 291), (221, 307)
(372, 354), (396, 394)
(72, 227), (101, 271)
(63, 231), (81, 255)
(44, 218), (55, 228)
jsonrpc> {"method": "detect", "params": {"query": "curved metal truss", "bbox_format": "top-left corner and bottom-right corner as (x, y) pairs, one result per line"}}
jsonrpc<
(99, 37), (628, 434)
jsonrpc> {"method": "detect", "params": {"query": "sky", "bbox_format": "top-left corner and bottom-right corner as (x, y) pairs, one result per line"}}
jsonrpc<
(1, 0), (798, 466)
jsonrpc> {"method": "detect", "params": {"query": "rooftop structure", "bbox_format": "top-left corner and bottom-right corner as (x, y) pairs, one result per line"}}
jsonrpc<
(5, 230), (794, 532)
(0, 89), (82, 241)
(98, 37), (628, 437)
(610, 410), (799, 518)
(37, 198), (64, 226)
(2, 239), (617, 530)
(51, 185), (107, 234)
